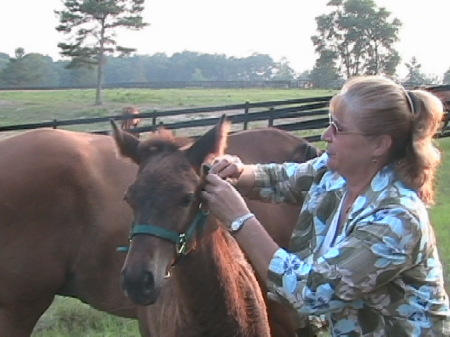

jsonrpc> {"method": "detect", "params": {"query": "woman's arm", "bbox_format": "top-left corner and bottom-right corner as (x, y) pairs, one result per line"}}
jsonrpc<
(202, 175), (426, 316)
(210, 153), (328, 204)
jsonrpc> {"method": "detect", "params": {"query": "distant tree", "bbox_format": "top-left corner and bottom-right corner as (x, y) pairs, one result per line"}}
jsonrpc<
(443, 68), (450, 85)
(104, 55), (147, 83)
(0, 52), (9, 69)
(0, 48), (59, 87)
(196, 53), (230, 81)
(191, 68), (206, 81)
(55, 0), (148, 105)
(272, 58), (296, 81)
(54, 60), (97, 87)
(403, 57), (437, 86)
(296, 70), (311, 87)
(166, 51), (203, 81)
(0, 53), (9, 87)
(312, 0), (401, 79)
(235, 53), (276, 81)
(142, 53), (170, 82)
(309, 49), (343, 88)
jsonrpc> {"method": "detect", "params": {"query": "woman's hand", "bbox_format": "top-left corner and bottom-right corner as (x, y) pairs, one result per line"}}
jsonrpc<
(210, 155), (244, 180)
(203, 172), (279, 282)
(201, 173), (250, 226)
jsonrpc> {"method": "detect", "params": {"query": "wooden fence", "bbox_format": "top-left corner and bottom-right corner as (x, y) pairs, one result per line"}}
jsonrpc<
(0, 96), (333, 142)
(0, 95), (448, 142)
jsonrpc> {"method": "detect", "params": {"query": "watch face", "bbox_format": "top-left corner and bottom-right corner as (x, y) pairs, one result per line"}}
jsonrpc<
(231, 220), (241, 231)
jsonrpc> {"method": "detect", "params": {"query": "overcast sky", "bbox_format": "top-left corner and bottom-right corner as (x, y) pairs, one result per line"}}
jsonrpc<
(1, 0), (448, 79)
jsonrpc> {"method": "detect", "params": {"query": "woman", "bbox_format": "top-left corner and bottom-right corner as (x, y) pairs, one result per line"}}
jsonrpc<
(202, 76), (450, 336)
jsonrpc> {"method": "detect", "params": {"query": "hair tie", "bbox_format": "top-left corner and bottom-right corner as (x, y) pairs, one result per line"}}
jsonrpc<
(405, 90), (419, 115)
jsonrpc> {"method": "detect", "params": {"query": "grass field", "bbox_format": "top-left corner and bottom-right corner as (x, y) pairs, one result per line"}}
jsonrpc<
(0, 88), (446, 336)
(0, 88), (335, 125)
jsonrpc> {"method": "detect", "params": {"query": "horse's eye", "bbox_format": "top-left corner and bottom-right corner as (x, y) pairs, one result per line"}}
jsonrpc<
(180, 193), (194, 207)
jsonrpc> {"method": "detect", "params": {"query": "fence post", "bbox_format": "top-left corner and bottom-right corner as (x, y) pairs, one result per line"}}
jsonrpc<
(52, 119), (58, 129)
(243, 101), (249, 130)
(268, 107), (274, 127)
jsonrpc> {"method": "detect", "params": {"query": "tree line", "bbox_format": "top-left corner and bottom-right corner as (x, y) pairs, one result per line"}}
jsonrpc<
(1, 48), (447, 90)
(1, 0), (450, 103)
(0, 50), (299, 89)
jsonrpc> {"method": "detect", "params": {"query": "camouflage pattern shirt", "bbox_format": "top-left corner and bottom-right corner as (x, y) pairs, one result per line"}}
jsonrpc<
(248, 153), (450, 336)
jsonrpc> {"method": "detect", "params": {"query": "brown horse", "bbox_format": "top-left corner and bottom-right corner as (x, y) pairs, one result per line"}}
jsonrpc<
(121, 106), (142, 130)
(0, 129), (138, 337)
(111, 117), (322, 337)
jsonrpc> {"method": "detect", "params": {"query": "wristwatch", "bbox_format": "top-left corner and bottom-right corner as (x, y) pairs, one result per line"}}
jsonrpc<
(229, 213), (255, 234)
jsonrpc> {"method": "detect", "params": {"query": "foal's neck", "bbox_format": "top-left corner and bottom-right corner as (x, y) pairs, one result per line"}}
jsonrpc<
(172, 229), (245, 335)
(174, 228), (235, 303)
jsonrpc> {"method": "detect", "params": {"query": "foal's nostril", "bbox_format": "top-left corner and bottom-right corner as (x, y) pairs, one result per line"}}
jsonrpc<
(121, 268), (158, 305)
(142, 270), (155, 296)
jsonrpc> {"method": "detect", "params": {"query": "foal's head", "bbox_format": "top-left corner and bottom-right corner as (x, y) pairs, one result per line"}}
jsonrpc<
(111, 116), (230, 305)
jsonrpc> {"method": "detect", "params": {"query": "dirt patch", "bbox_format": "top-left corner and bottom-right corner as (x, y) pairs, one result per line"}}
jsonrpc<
(0, 100), (14, 107)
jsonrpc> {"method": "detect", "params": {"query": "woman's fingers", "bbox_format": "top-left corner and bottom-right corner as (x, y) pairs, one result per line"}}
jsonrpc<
(210, 155), (243, 179)
(202, 173), (250, 224)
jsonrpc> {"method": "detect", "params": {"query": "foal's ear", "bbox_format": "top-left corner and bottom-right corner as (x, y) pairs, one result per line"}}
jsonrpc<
(185, 114), (230, 170)
(110, 119), (141, 164)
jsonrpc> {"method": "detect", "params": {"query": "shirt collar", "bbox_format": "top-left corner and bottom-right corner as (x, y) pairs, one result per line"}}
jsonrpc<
(324, 161), (396, 192)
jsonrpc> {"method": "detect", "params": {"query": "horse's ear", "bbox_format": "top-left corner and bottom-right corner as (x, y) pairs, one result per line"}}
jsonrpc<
(185, 114), (230, 170)
(110, 119), (141, 164)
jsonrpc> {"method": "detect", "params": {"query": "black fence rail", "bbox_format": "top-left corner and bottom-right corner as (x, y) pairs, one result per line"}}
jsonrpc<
(0, 95), (448, 142)
(0, 96), (333, 142)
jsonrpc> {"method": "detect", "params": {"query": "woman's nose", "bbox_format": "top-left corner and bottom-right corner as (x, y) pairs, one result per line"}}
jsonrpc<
(321, 125), (333, 142)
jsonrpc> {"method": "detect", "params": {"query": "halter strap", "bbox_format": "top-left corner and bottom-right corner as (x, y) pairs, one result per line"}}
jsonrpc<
(117, 208), (209, 256)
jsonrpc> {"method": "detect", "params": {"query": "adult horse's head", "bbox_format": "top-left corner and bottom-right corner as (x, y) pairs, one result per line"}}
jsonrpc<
(111, 116), (230, 305)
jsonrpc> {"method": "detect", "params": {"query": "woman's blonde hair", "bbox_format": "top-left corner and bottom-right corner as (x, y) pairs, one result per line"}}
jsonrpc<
(336, 75), (443, 205)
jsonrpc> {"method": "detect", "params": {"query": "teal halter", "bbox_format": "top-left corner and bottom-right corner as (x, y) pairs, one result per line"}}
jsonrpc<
(117, 207), (209, 256)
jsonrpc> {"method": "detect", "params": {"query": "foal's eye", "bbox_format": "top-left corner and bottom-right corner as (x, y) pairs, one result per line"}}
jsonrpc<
(180, 193), (194, 207)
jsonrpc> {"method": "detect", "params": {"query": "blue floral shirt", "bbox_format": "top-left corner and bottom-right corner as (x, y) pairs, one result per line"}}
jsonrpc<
(248, 153), (450, 336)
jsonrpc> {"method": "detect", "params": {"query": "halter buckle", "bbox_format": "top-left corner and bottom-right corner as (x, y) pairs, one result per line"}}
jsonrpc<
(176, 233), (188, 255)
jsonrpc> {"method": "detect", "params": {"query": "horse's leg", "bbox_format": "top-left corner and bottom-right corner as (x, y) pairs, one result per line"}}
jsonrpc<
(0, 295), (54, 337)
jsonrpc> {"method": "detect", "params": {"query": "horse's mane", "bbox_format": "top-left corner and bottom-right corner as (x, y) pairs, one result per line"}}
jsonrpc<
(210, 226), (261, 335)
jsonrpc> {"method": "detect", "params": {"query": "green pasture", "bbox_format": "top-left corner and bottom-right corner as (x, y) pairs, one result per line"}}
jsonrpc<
(0, 88), (446, 336)
(433, 137), (450, 285)
(0, 88), (335, 125)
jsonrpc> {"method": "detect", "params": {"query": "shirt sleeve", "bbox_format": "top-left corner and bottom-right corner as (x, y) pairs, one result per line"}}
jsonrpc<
(246, 154), (328, 204)
(266, 206), (424, 315)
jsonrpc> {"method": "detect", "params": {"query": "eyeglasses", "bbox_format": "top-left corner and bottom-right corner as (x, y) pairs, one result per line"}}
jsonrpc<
(328, 115), (365, 136)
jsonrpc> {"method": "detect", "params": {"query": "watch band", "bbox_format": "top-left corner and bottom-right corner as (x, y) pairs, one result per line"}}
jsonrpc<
(229, 213), (255, 234)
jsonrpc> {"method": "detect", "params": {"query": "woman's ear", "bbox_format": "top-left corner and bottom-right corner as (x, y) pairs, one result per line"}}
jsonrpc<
(372, 134), (393, 158)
